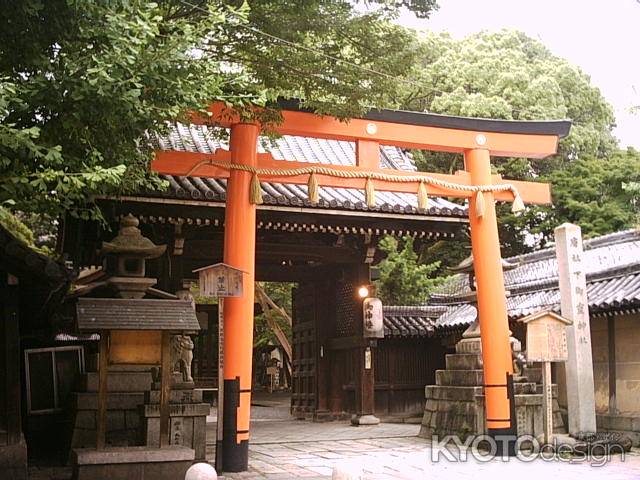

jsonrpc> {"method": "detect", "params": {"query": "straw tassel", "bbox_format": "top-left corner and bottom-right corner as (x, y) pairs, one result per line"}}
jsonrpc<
(250, 172), (263, 205)
(475, 190), (485, 218)
(307, 171), (319, 204)
(511, 191), (525, 215)
(365, 177), (376, 208)
(417, 180), (429, 211)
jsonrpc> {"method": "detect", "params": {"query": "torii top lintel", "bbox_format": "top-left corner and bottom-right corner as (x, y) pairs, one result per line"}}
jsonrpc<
(152, 101), (571, 206)
(202, 100), (571, 159)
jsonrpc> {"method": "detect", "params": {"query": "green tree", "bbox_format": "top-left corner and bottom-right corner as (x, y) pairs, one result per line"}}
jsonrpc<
(398, 30), (619, 257)
(539, 148), (640, 237)
(0, 0), (435, 232)
(254, 282), (293, 349)
(375, 235), (445, 305)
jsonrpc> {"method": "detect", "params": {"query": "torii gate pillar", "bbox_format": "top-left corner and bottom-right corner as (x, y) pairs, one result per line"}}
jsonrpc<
(466, 148), (516, 455)
(221, 123), (259, 472)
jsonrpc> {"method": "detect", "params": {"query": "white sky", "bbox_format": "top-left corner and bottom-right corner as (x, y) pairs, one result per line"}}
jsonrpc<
(396, 0), (640, 148)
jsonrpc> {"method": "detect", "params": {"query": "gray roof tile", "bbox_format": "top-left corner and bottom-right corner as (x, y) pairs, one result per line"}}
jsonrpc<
(150, 124), (467, 217)
(426, 229), (640, 331)
(77, 298), (200, 332)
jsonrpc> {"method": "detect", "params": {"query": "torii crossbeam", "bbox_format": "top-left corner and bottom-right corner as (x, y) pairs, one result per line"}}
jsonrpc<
(152, 101), (570, 470)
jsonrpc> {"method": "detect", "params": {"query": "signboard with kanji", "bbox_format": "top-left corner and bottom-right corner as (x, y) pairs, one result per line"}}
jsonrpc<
(522, 310), (571, 363)
(193, 263), (246, 298)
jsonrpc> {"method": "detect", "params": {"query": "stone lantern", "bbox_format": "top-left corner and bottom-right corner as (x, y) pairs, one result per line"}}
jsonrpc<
(100, 214), (166, 298)
(450, 255), (520, 365)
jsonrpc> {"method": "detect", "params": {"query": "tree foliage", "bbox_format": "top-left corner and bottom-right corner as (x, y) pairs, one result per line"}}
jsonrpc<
(404, 30), (616, 174)
(254, 282), (293, 348)
(375, 235), (445, 305)
(397, 30), (621, 258)
(0, 0), (434, 227)
(541, 148), (640, 237)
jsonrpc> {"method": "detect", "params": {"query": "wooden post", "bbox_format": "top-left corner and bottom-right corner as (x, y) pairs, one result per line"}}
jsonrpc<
(465, 148), (516, 450)
(607, 314), (617, 414)
(96, 331), (109, 450)
(159, 331), (172, 447)
(541, 361), (553, 444)
(215, 298), (224, 470)
(2, 279), (21, 445)
(222, 123), (259, 472)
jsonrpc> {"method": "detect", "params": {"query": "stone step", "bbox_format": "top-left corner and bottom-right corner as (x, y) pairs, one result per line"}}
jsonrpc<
(445, 353), (483, 370)
(72, 392), (145, 411)
(425, 382), (540, 400)
(514, 382), (537, 394)
(145, 389), (203, 405)
(522, 366), (542, 384)
(140, 403), (210, 418)
(425, 385), (483, 402)
(82, 371), (153, 393)
(436, 369), (483, 386)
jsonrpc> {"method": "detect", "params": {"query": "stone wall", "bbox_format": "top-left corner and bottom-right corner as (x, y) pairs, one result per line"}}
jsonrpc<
(614, 314), (640, 414)
(591, 316), (609, 413)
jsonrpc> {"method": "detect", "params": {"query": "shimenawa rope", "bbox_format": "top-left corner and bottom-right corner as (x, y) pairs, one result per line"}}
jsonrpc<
(184, 159), (526, 217)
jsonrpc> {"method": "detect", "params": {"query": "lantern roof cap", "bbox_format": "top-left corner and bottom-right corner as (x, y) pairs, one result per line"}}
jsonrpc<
(101, 214), (166, 259)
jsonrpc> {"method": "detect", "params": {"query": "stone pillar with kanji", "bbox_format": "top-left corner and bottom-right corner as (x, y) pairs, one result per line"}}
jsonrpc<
(555, 223), (596, 434)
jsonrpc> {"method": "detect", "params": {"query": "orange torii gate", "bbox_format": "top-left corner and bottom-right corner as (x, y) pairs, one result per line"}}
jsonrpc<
(152, 101), (570, 471)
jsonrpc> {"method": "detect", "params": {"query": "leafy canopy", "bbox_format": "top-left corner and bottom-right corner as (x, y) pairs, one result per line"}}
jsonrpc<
(397, 30), (621, 257)
(0, 0), (435, 224)
(542, 148), (640, 236)
(375, 235), (445, 305)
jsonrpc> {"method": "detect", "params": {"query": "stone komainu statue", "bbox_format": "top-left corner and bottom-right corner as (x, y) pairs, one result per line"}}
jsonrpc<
(172, 334), (195, 383)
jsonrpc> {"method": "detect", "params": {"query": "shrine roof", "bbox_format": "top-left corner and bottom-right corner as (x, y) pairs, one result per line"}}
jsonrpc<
(147, 123), (467, 218)
(76, 298), (200, 332)
(382, 305), (445, 337)
(385, 229), (640, 336)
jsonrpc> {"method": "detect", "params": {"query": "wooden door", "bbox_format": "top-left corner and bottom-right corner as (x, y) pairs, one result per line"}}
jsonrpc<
(290, 283), (317, 418)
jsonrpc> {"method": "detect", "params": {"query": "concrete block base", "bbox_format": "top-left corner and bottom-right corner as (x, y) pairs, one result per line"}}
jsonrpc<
(72, 445), (194, 480)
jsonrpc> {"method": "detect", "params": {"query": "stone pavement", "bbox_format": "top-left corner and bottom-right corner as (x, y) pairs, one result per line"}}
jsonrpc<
(203, 396), (640, 480)
(26, 392), (640, 479)
(210, 417), (640, 480)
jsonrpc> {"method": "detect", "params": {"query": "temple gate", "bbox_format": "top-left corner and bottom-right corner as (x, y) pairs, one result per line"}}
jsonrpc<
(151, 101), (570, 469)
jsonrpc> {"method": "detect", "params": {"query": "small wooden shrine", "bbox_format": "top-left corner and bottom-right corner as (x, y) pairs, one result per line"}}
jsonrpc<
(71, 215), (201, 480)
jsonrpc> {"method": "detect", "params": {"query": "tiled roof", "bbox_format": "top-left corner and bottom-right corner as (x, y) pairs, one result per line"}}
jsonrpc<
(76, 298), (200, 332)
(429, 229), (640, 331)
(149, 124), (467, 218)
(382, 305), (446, 337)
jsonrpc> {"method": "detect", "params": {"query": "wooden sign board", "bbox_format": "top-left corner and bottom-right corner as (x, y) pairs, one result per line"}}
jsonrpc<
(522, 311), (572, 363)
(193, 263), (246, 298)
(109, 330), (162, 364)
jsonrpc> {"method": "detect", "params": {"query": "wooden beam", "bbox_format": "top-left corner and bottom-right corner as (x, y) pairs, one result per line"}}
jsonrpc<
(152, 151), (551, 205)
(355, 139), (380, 170)
(255, 285), (292, 357)
(2, 279), (21, 444)
(96, 331), (109, 450)
(159, 331), (172, 448)
(608, 314), (617, 414)
(197, 102), (565, 158)
(256, 283), (293, 327)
